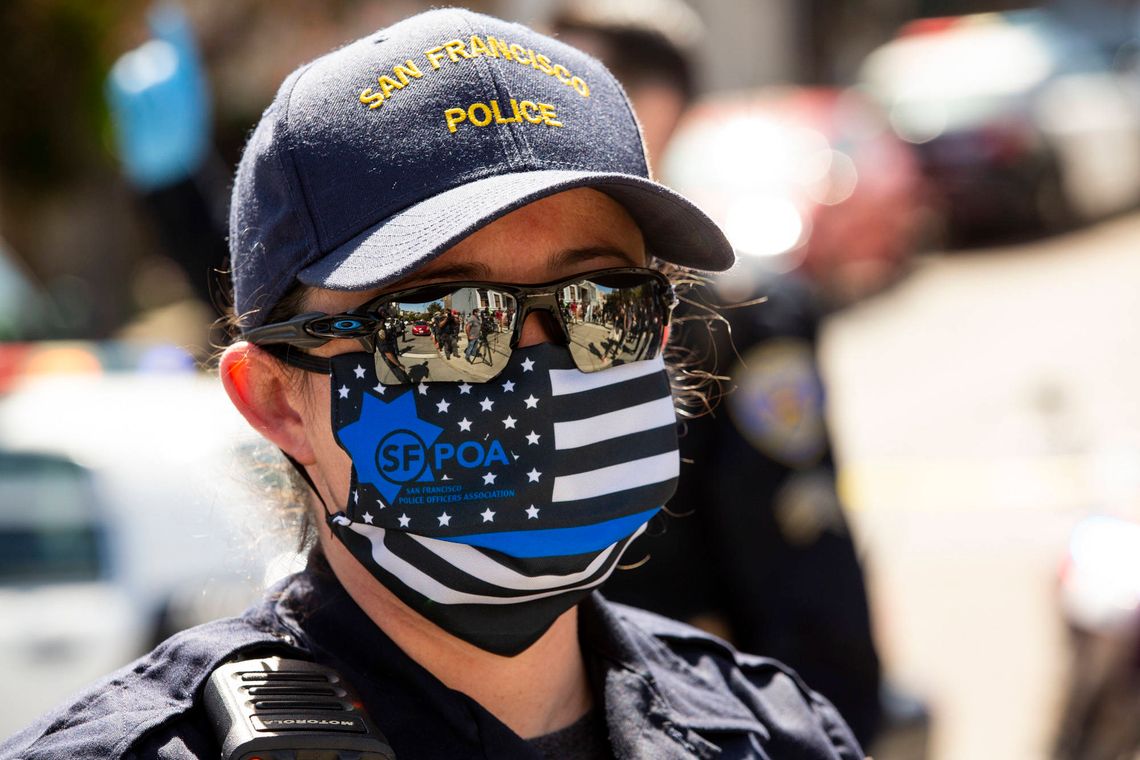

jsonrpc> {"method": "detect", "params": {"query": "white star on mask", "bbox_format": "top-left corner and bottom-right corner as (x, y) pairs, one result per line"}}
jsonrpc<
(458, 417), (472, 431)
(524, 395), (539, 409)
(438, 512), (451, 527)
(502, 380), (515, 392)
(398, 514), (410, 528)
(436, 399), (450, 413)
(338, 385), (350, 399)
(483, 472), (497, 485)
(372, 383), (386, 395)
(353, 365), (366, 379)
(459, 382), (472, 395)
(481, 508), (496, 523)
(418, 382), (429, 396)
(480, 397), (494, 412)
(527, 468), (542, 482)
(526, 431), (540, 445)
(362, 512), (374, 524)
(526, 505), (540, 519)
(503, 415), (517, 429)
(521, 358), (535, 372)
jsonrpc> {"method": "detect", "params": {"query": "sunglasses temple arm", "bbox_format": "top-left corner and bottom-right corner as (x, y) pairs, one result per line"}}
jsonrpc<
(259, 343), (332, 374)
(242, 312), (332, 350)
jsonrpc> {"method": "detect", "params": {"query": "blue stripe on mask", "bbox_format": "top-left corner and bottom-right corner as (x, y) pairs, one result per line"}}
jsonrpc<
(439, 507), (660, 557)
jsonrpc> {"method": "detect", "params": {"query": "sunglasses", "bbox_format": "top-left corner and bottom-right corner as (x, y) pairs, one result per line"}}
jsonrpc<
(245, 267), (676, 385)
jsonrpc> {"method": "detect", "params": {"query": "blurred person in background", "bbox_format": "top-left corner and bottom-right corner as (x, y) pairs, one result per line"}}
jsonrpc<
(106, 4), (230, 313)
(550, 0), (701, 164)
(550, 0), (885, 746)
(1, 9), (866, 759)
(0, 2), (417, 348)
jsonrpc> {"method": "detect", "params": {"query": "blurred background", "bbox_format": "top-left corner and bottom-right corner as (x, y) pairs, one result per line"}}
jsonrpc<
(5, 0), (1140, 757)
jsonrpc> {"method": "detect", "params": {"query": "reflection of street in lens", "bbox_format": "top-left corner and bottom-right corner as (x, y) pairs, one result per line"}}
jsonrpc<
(566, 317), (656, 371)
(389, 331), (507, 383)
(383, 311), (659, 384)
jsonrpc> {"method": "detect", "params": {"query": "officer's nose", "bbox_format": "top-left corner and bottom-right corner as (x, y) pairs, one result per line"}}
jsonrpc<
(516, 310), (563, 348)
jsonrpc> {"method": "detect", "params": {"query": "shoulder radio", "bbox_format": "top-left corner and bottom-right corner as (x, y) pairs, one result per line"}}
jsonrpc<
(205, 655), (396, 760)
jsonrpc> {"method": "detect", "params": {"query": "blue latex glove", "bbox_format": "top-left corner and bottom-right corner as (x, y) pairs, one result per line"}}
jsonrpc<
(106, 4), (210, 190)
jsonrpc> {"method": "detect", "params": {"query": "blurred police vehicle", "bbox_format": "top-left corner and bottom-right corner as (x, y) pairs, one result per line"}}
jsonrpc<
(0, 343), (277, 737)
(860, 10), (1140, 238)
(0, 450), (133, 735)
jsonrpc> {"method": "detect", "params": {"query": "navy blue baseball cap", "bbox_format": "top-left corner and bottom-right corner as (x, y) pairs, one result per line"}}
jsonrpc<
(230, 7), (734, 328)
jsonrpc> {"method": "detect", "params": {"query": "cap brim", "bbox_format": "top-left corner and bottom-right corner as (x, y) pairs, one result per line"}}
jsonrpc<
(297, 169), (734, 293)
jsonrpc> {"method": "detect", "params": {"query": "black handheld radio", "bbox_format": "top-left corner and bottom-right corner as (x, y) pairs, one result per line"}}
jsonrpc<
(205, 655), (396, 760)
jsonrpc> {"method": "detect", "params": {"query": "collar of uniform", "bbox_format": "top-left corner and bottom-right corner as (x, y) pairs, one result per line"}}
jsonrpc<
(269, 553), (538, 758)
(578, 593), (771, 751)
(268, 558), (770, 755)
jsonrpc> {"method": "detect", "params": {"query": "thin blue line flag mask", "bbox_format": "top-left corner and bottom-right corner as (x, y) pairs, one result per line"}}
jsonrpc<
(326, 342), (680, 655)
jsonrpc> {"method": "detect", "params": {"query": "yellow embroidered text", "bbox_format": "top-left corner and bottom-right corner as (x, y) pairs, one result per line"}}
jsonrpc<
(423, 36), (589, 97)
(358, 58), (425, 110)
(444, 99), (563, 133)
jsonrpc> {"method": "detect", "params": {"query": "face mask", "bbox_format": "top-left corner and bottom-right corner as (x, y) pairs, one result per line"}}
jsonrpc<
(324, 342), (679, 655)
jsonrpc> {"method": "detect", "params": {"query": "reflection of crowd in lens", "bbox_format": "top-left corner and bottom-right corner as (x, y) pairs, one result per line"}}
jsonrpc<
(408, 305), (509, 369)
(380, 284), (659, 382)
(463, 309), (499, 364)
(551, 281), (663, 369)
(601, 289), (655, 361)
(375, 308), (412, 384)
(435, 310), (461, 360)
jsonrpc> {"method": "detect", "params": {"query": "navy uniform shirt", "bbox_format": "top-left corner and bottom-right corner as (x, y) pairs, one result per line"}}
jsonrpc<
(602, 272), (881, 744)
(2, 552), (863, 759)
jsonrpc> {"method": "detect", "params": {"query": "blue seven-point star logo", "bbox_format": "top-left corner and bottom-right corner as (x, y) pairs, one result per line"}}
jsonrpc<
(337, 391), (444, 504)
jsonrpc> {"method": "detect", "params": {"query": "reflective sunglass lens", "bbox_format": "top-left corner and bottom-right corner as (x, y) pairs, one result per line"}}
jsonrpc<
(369, 271), (667, 385)
(562, 275), (664, 373)
(373, 287), (517, 385)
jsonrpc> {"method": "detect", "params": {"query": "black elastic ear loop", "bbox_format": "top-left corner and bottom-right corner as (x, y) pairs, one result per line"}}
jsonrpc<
(254, 343), (345, 529)
(280, 450), (348, 530)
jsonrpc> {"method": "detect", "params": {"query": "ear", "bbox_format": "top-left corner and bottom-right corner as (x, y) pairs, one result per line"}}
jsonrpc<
(220, 342), (317, 466)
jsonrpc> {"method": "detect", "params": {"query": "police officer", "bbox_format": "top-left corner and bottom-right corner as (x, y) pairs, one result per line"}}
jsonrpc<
(607, 270), (884, 743)
(2, 10), (863, 759)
